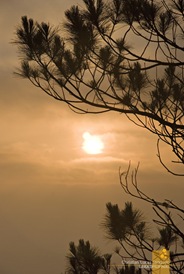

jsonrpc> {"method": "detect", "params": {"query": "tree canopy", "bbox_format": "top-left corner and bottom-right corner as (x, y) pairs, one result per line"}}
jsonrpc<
(13, 2), (184, 272)
(66, 238), (142, 274)
(14, 0), (184, 172)
(65, 166), (184, 274)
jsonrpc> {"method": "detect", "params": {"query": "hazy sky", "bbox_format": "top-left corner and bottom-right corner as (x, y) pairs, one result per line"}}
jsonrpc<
(0, 1), (183, 274)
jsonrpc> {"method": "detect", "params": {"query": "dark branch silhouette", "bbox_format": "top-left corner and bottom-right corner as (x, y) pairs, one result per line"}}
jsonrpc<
(13, 0), (184, 173)
(65, 164), (184, 274)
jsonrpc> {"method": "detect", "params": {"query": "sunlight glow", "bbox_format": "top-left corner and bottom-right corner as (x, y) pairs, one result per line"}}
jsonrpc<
(82, 132), (104, 154)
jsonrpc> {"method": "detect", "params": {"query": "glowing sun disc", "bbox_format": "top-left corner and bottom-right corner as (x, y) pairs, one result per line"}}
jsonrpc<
(82, 132), (104, 154)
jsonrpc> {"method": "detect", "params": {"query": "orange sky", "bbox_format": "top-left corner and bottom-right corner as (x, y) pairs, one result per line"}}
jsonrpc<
(0, 1), (184, 273)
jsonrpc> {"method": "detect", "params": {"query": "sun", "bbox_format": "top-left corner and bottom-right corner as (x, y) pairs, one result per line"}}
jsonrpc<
(82, 132), (104, 155)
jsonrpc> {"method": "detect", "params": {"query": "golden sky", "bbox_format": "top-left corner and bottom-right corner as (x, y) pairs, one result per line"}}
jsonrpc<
(0, 1), (183, 273)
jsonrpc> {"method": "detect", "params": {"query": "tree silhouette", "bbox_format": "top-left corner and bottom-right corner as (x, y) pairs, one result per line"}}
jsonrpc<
(103, 202), (146, 242)
(115, 164), (184, 274)
(13, 2), (184, 273)
(64, 165), (184, 274)
(66, 240), (103, 274)
(65, 189), (184, 274)
(157, 226), (177, 250)
(65, 239), (142, 274)
(14, 0), (184, 173)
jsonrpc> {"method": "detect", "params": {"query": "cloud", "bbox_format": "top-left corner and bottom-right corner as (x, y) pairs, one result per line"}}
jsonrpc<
(72, 155), (127, 164)
(0, 1), (183, 274)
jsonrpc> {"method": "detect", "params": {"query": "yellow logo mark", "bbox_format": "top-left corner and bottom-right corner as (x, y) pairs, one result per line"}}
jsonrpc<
(152, 248), (170, 274)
